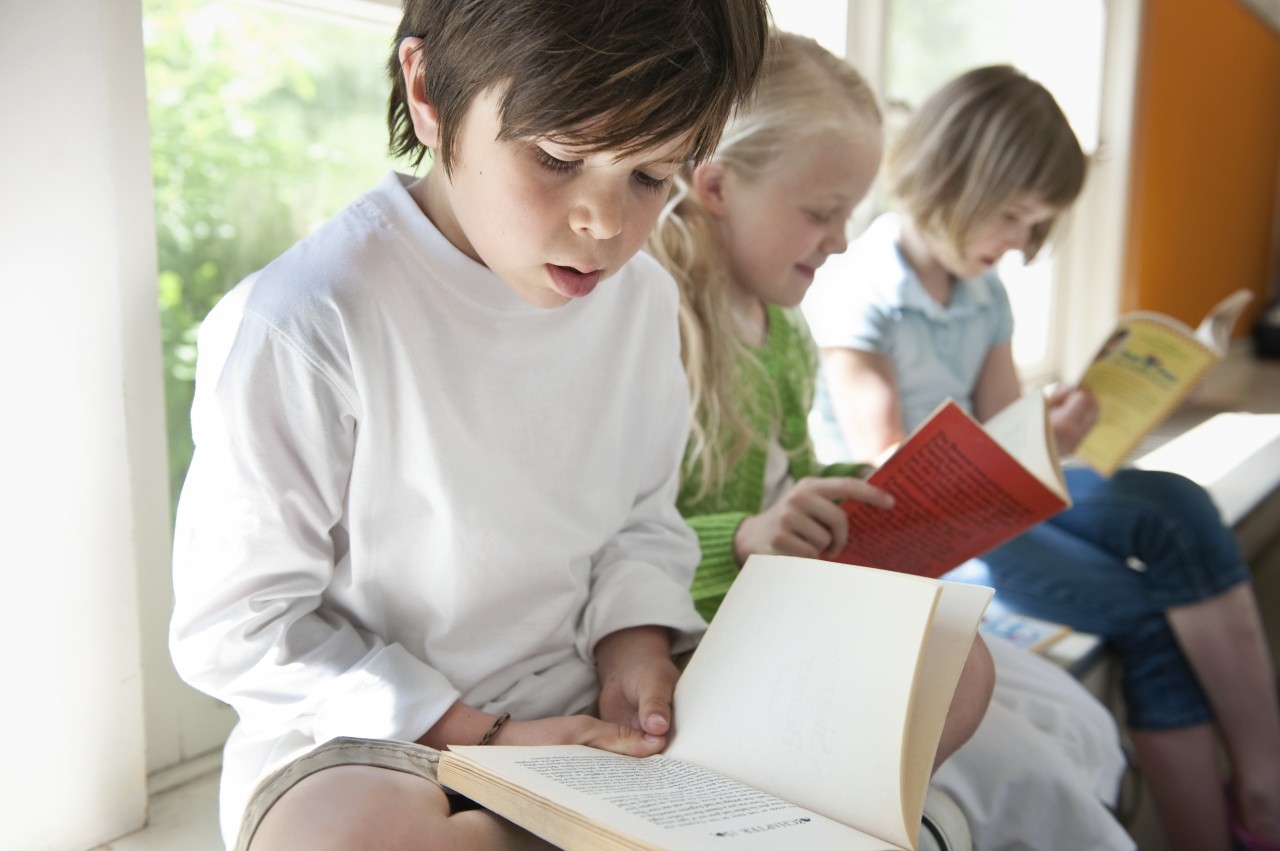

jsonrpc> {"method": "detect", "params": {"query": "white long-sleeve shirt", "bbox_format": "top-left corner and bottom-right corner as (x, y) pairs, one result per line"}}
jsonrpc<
(169, 172), (707, 842)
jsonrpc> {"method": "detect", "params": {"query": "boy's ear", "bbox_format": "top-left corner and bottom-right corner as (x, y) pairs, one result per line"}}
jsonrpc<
(691, 161), (729, 217)
(398, 37), (441, 148)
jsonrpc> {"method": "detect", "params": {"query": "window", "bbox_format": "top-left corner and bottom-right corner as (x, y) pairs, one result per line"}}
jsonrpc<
(881, 0), (1106, 376)
(144, 0), (400, 514)
(884, 0), (1104, 151)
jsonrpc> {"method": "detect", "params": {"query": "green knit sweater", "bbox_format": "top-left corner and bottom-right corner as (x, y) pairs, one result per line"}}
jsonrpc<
(677, 305), (866, 621)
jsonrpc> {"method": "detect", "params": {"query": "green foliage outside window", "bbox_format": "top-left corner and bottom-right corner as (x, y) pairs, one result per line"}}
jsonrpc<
(144, 0), (402, 516)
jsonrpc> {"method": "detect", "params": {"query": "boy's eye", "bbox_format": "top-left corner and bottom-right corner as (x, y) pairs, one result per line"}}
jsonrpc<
(806, 209), (836, 224)
(633, 171), (672, 193)
(534, 148), (581, 174)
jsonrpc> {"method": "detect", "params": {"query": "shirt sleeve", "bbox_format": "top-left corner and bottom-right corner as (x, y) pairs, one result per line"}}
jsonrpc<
(987, 274), (1016, 347)
(683, 511), (752, 622)
(575, 315), (709, 660)
(170, 306), (457, 743)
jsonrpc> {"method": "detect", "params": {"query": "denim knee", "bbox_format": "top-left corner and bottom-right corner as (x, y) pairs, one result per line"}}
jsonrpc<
(1058, 468), (1249, 607)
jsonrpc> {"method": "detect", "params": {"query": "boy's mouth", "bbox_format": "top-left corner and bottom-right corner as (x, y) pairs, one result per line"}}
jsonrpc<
(546, 264), (601, 299)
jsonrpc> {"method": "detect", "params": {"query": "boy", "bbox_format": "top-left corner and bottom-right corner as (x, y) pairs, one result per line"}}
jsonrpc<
(168, 2), (769, 849)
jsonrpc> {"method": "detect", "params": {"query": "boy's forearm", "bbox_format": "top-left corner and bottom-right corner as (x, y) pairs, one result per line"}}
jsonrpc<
(594, 625), (672, 675)
(416, 700), (500, 750)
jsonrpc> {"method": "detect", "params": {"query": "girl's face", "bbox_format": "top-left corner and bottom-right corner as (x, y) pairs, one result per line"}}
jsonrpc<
(711, 123), (882, 310)
(936, 195), (1060, 280)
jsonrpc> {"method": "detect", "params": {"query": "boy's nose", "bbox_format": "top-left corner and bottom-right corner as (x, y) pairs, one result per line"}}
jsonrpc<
(569, 184), (624, 240)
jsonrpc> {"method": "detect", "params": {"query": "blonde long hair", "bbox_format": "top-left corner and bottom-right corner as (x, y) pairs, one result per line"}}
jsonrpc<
(648, 31), (882, 501)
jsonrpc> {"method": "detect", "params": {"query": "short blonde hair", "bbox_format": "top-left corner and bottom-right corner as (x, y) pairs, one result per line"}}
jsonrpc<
(648, 31), (882, 501)
(887, 65), (1085, 261)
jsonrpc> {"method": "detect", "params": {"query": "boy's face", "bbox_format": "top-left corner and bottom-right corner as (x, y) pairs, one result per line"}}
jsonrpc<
(711, 125), (881, 310)
(937, 195), (1058, 279)
(418, 88), (687, 308)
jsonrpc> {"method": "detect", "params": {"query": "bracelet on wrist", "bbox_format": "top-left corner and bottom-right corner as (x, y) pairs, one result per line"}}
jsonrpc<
(478, 712), (510, 746)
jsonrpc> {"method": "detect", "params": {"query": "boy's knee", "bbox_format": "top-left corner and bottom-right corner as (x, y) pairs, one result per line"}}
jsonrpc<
(937, 637), (996, 768)
(962, 636), (996, 717)
(248, 765), (452, 851)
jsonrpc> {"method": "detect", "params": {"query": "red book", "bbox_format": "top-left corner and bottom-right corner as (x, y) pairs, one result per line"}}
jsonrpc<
(835, 392), (1070, 578)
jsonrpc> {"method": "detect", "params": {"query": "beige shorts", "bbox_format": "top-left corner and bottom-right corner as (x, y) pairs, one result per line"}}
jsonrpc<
(234, 736), (450, 851)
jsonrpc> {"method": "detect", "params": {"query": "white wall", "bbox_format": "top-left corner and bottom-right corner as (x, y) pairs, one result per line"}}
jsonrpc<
(0, 1), (160, 847)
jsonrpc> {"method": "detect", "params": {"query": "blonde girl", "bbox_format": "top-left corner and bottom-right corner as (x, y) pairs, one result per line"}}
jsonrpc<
(651, 34), (1133, 851)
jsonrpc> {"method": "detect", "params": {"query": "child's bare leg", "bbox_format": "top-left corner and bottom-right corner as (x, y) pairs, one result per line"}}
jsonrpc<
(1130, 725), (1231, 851)
(249, 765), (556, 851)
(935, 636), (995, 771)
(1167, 582), (1280, 841)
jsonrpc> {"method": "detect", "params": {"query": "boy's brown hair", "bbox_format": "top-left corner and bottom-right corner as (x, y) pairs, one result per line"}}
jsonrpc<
(388, 0), (772, 174)
(887, 64), (1086, 261)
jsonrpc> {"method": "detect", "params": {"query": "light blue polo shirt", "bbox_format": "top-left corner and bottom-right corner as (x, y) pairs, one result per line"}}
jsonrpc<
(801, 213), (1014, 463)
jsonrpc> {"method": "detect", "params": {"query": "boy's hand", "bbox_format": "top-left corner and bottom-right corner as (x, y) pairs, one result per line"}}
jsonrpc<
(491, 713), (672, 758)
(594, 626), (679, 750)
(421, 626), (677, 759)
(1046, 384), (1099, 456)
(733, 476), (894, 564)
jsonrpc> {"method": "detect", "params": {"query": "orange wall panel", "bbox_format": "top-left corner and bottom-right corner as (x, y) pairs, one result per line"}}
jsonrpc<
(1123, 0), (1280, 331)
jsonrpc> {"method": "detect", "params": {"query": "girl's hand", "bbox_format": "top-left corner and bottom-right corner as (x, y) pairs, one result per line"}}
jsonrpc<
(733, 476), (894, 564)
(1046, 384), (1099, 456)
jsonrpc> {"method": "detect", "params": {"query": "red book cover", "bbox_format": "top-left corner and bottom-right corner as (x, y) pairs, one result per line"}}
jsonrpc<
(834, 400), (1069, 578)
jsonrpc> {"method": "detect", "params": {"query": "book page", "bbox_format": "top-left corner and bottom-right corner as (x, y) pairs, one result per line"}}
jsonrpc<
(835, 401), (1071, 578)
(897, 579), (994, 817)
(1075, 316), (1220, 475)
(668, 556), (963, 850)
(1194, 288), (1254, 354)
(982, 390), (1068, 495)
(440, 745), (900, 851)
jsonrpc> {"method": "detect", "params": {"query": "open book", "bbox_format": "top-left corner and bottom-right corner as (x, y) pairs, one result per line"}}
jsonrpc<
(1074, 288), (1255, 476)
(438, 555), (993, 851)
(833, 391), (1071, 579)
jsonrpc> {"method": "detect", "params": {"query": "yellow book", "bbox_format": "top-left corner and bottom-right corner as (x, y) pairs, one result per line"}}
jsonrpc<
(439, 555), (992, 851)
(1074, 288), (1254, 476)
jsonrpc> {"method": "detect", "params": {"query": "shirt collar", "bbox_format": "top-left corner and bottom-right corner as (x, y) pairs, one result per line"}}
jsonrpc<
(886, 238), (996, 322)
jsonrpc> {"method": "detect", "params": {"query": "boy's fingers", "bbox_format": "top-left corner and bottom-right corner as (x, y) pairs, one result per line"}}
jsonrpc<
(584, 718), (665, 757)
(635, 679), (675, 738)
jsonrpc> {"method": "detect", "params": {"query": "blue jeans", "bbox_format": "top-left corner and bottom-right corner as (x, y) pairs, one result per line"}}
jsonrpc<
(946, 468), (1249, 730)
